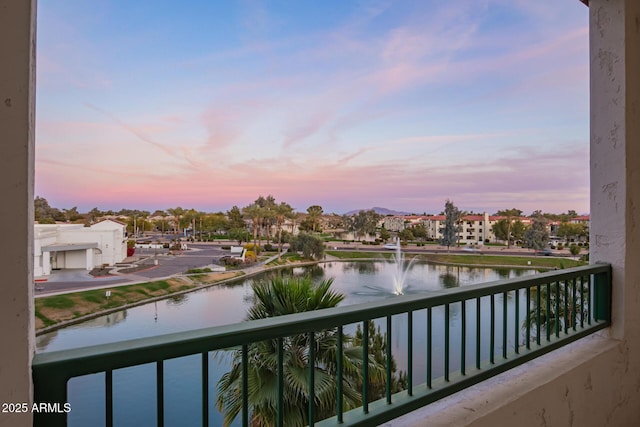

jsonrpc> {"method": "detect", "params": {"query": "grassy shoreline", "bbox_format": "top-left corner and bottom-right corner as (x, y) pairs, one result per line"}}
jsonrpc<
(35, 253), (585, 333)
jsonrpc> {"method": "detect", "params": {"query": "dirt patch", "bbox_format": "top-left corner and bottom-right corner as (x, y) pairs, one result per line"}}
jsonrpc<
(188, 271), (243, 284)
(89, 266), (114, 277)
(117, 264), (157, 274)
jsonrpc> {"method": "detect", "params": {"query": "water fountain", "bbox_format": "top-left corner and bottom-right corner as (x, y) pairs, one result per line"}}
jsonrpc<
(390, 237), (417, 295)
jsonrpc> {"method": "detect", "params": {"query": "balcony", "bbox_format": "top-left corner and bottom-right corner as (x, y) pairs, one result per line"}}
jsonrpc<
(32, 264), (611, 426)
(2, 1), (640, 427)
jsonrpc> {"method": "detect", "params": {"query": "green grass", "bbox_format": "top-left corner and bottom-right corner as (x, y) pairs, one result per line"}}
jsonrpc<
(142, 281), (170, 292)
(34, 311), (55, 327)
(326, 251), (391, 260)
(186, 268), (213, 274)
(267, 253), (306, 265)
(325, 251), (584, 269)
(41, 295), (75, 309)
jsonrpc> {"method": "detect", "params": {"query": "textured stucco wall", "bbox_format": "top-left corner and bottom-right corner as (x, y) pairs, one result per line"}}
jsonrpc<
(0, 1), (36, 427)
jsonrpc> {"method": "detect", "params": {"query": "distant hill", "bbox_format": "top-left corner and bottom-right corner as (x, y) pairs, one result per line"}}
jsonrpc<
(343, 207), (413, 216)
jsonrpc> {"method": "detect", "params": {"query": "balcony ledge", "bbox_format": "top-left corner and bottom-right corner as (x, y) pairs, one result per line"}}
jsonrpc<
(385, 332), (620, 426)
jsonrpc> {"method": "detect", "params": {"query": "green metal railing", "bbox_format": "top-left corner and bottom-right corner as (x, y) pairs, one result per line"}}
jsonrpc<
(32, 263), (611, 426)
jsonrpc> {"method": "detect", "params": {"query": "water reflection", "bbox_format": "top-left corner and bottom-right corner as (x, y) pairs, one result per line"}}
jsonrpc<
(342, 261), (380, 275)
(166, 293), (189, 306)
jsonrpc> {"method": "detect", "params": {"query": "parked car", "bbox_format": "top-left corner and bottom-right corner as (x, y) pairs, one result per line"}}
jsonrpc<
(536, 248), (553, 256)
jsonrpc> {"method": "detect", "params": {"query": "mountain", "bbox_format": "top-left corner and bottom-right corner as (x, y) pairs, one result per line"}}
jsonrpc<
(343, 207), (413, 216)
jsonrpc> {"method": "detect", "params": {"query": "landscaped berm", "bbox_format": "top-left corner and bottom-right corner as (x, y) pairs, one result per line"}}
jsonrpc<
(35, 271), (242, 330)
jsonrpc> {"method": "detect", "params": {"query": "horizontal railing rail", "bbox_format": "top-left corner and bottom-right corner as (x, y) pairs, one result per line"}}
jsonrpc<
(33, 263), (611, 426)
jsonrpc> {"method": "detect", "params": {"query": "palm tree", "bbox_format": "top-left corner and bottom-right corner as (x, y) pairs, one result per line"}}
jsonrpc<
(216, 276), (381, 427)
(242, 203), (263, 251)
(274, 202), (294, 257)
(166, 207), (185, 237)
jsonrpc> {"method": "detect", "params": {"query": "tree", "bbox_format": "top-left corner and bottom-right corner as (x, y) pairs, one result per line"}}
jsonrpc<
(440, 200), (462, 251)
(166, 207), (185, 236)
(242, 203), (263, 250)
(274, 202), (295, 256)
(228, 228), (249, 245)
(87, 207), (103, 224)
(289, 233), (325, 260)
(491, 219), (510, 243)
(379, 226), (391, 243)
(398, 228), (414, 242)
(34, 196), (62, 222)
(216, 276), (375, 427)
(495, 208), (523, 248)
(493, 216), (527, 246)
(557, 222), (587, 243)
(524, 211), (549, 251)
(227, 206), (246, 230)
(305, 205), (324, 233)
(411, 223), (427, 241)
(353, 321), (407, 400)
(569, 244), (581, 257)
(351, 210), (381, 241)
(62, 206), (83, 222)
(255, 195), (277, 241)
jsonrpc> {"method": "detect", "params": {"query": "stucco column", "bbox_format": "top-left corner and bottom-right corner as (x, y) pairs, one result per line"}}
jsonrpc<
(0, 1), (36, 427)
(590, 0), (640, 341)
(86, 248), (94, 270)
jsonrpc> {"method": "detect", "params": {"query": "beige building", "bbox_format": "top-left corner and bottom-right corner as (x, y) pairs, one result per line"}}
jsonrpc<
(1, 1), (640, 426)
(34, 220), (127, 277)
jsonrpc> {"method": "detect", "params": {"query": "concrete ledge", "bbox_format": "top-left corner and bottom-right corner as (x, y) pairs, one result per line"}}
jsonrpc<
(386, 333), (627, 426)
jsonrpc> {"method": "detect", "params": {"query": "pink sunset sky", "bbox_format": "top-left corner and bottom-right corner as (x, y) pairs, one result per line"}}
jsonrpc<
(35, 1), (590, 215)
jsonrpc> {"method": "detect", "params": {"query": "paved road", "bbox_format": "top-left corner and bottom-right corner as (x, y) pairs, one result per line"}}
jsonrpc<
(35, 244), (230, 297)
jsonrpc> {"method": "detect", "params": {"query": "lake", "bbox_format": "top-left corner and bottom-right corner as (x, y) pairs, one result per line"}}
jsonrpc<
(37, 261), (537, 426)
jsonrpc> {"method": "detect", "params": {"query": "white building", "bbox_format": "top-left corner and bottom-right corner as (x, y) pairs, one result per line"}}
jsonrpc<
(34, 219), (127, 277)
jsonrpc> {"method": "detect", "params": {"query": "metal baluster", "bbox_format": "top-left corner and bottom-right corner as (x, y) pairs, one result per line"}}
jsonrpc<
(490, 295), (495, 364)
(571, 279), (578, 332)
(587, 275), (592, 325)
(461, 300), (466, 375)
(555, 282), (560, 338)
(546, 283), (551, 342)
(386, 316), (392, 403)
(502, 292), (507, 359)
(202, 352), (209, 427)
(309, 332), (315, 426)
(514, 290), (520, 354)
(157, 361), (164, 427)
(445, 304), (450, 381)
(564, 280), (569, 334)
(242, 346), (248, 427)
(536, 285), (541, 346)
(337, 327), (343, 422)
(476, 297), (481, 369)
(363, 320), (369, 414)
(408, 311), (413, 396)
(106, 370), (113, 427)
(580, 276), (585, 328)
(526, 288), (531, 350)
(427, 308), (432, 389)
(277, 338), (284, 427)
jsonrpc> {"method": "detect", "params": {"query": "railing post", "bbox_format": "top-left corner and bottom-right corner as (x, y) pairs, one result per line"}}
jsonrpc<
(594, 266), (612, 323)
(32, 370), (68, 427)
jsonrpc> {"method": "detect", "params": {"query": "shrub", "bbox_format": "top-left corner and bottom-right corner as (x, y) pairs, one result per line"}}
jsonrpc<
(244, 243), (261, 254)
(244, 251), (257, 263)
(263, 243), (274, 251)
